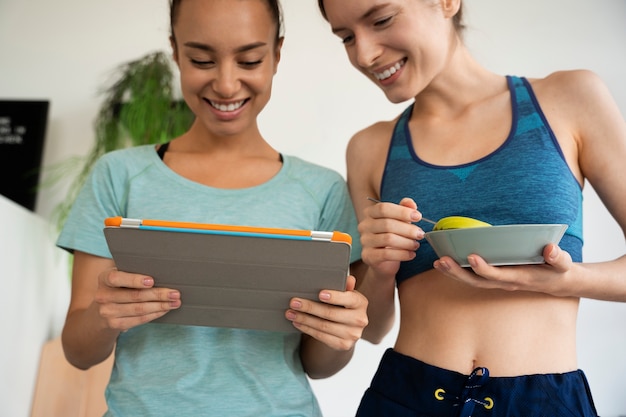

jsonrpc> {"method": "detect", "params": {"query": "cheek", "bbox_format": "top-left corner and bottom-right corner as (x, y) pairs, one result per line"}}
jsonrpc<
(248, 69), (276, 94)
(179, 68), (204, 92)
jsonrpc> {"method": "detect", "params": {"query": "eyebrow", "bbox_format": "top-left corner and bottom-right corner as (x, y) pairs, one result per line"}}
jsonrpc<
(182, 41), (268, 54)
(331, 3), (390, 34)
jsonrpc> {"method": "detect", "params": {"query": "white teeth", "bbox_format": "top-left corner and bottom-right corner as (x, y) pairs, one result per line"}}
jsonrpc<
(374, 61), (404, 80)
(209, 100), (245, 112)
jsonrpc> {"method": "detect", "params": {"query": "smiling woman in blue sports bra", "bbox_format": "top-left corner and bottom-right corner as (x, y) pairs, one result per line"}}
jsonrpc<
(318, 0), (626, 416)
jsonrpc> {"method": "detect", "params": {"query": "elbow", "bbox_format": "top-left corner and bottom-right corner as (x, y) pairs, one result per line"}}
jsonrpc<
(362, 318), (395, 345)
(304, 355), (352, 380)
(62, 350), (94, 370)
(307, 369), (339, 380)
(362, 328), (389, 345)
(363, 333), (385, 345)
(61, 343), (98, 370)
(63, 349), (113, 371)
(61, 333), (114, 371)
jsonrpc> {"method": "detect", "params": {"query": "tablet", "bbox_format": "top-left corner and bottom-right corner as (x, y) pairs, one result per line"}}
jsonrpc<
(103, 217), (352, 332)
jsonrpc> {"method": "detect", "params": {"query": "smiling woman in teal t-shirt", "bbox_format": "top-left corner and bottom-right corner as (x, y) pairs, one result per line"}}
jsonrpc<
(56, 1), (367, 415)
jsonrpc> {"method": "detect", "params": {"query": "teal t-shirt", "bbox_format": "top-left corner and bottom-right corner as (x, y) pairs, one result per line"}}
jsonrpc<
(57, 145), (362, 417)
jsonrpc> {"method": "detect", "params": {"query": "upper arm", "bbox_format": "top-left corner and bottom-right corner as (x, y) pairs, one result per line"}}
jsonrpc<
(534, 70), (626, 234)
(573, 72), (626, 232)
(346, 120), (396, 222)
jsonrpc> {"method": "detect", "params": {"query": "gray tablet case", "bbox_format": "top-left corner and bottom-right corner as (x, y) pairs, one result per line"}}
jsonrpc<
(103, 218), (352, 332)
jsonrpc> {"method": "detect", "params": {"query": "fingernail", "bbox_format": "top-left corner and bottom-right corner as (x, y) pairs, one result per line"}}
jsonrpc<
(411, 211), (420, 221)
(290, 299), (302, 309)
(169, 291), (180, 300)
(436, 260), (450, 271)
(468, 255), (478, 267)
(143, 278), (153, 287)
(286, 311), (296, 320)
(319, 291), (331, 301)
(549, 246), (558, 260)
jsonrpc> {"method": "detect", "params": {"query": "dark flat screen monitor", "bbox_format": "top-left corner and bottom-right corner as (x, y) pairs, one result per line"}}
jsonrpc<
(0, 100), (50, 211)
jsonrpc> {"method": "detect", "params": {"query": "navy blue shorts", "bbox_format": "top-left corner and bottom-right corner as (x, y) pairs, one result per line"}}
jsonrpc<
(356, 349), (598, 417)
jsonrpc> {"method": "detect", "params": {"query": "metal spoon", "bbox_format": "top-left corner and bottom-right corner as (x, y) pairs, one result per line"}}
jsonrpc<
(366, 197), (437, 225)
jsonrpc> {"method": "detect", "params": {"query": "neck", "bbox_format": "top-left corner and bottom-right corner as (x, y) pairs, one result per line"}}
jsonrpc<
(413, 47), (504, 119)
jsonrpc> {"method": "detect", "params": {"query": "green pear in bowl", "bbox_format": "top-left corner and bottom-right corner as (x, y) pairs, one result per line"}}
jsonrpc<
(432, 216), (492, 231)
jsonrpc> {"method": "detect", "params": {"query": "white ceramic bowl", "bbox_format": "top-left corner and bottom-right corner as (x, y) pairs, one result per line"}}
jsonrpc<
(424, 224), (568, 267)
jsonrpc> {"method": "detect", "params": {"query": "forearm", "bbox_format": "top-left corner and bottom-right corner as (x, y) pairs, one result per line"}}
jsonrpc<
(357, 267), (397, 344)
(299, 334), (355, 379)
(61, 304), (120, 370)
(564, 255), (626, 301)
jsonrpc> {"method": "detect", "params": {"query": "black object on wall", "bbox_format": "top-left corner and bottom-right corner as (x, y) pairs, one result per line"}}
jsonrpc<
(0, 100), (50, 211)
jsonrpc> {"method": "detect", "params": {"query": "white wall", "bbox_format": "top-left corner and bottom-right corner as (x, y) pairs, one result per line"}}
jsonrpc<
(1, 0), (625, 416)
(0, 196), (70, 417)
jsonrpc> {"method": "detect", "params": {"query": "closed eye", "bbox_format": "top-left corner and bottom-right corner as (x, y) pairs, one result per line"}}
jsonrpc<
(374, 15), (393, 27)
(190, 59), (214, 67)
(240, 60), (263, 68)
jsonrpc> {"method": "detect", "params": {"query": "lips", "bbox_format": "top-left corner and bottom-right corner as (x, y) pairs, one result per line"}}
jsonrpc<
(373, 59), (406, 81)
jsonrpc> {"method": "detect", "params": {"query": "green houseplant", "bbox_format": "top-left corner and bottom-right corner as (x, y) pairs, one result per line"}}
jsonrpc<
(49, 51), (194, 230)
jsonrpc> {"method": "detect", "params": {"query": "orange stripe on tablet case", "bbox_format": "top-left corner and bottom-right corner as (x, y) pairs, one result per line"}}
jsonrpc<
(330, 231), (352, 244)
(104, 216), (352, 244)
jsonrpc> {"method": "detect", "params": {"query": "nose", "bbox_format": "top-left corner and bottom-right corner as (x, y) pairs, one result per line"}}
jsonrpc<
(212, 63), (240, 98)
(354, 33), (382, 68)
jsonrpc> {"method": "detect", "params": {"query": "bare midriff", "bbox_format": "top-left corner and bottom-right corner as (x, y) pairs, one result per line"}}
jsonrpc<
(394, 269), (579, 377)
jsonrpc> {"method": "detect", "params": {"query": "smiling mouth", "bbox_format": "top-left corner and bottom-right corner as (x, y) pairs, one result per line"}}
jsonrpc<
(207, 99), (247, 112)
(373, 59), (406, 81)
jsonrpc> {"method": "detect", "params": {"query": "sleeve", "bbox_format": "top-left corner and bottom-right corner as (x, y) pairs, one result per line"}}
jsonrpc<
(56, 153), (127, 258)
(318, 176), (362, 264)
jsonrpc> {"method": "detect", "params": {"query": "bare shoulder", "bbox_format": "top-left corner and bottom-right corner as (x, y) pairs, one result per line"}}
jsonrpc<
(528, 69), (612, 109)
(346, 117), (398, 162)
(345, 115), (401, 202)
(527, 70), (621, 142)
(530, 69), (603, 88)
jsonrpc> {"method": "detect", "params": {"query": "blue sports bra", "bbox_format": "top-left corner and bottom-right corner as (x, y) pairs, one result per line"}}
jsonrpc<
(380, 75), (583, 285)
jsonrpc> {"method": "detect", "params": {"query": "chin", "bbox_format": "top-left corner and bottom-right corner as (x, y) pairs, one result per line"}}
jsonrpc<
(383, 90), (415, 104)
